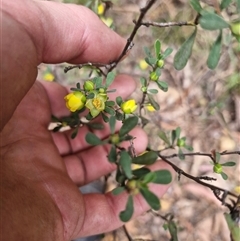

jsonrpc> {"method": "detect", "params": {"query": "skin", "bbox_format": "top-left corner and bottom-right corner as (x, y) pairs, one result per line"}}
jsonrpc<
(0, 0), (174, 240)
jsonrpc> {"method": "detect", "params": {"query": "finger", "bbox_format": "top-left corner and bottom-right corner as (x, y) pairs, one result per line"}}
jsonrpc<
(63, 127), (148, 185)
(7, 0), (126, 64)
(73, 161), (174, 238)
(43, 74), (136, 154)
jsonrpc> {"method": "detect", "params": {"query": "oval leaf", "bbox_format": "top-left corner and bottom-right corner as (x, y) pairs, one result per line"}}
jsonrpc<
(109, 116), (116, 134)
(132, 151), (158, 165)
(85, 132), (103, 145)
(190, 0), (203, 12)
(108, 145), (117, 163)
(221, 161), (236, 167)
(132, 167), (150, 178)
(119, 116), (138, 137)
(174, 28), (197, 70)
(156, 80), (168, 92)
(207, 31), (222, 69)
(112, 186), (125, 195)
(106, 72), (116, 88)
(148, 94), (160, 111)
(162, 47), (173, 59)
(155, 39), (161, 57)
(140, 188), (160, 210)
(119, 195), (134, 222)
(199, 12), (229, 30)
(152, 170), (172, 184)
(119, 151), (132, 179)
(158, 130), (171, 146)
(142, 172), (157, 184)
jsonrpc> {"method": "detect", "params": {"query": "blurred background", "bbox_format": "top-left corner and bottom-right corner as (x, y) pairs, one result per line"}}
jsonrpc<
(38, 1), (240, 240)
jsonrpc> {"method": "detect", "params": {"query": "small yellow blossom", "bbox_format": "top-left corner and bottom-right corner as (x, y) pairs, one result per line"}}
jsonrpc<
(85, 93), (107, 118)
(43, 72), (55, 82)
(234, 186), (240, 195)
(64, 91), (86, 112)
(139, 59), (148, 70)
(97, 3), (104, 15)
(121, 99), (137, 114)
(146, 104), (156, 112)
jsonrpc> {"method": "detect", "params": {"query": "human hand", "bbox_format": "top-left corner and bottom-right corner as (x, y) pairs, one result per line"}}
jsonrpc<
(1, 0), (173, 240)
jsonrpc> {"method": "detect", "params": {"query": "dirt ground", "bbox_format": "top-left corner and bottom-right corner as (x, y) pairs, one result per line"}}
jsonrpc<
(39, 1), (240, 240)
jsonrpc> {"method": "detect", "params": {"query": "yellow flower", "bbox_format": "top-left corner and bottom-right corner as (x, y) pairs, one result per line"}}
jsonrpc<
(64, 91), (86, 112)
(121, 99), (137, 114)
(97, 3), (104, 15)
(43, 72), (54, 82)
(85, 92), (107, 118)
(146, 104), (156, 112)
(139, 59), (148, 70)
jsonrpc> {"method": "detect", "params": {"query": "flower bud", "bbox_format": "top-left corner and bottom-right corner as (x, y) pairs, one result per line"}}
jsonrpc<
(177, 138), (185, 147)
(84, 80), (94, 91)
(150, 71), (159, 81)
(126, 179), (139, 195)
(121, 99), (137, 114)
(64, 91), (86, 112)
(213, 163), (222, 174)
(157, 59), (165, 68)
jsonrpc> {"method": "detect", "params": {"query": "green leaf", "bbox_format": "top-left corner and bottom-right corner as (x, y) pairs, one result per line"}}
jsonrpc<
(119, 195), (134, 222)
(178, 148), (185, 160)
(109, 116), (116, 134)
(207, 31), (222, 69)
(221, 172), (228, 180)
(116, 167), (126, 185)
(104, 106), (115, 116)
(140, 77), (147, 87)
(145, 57), (157, 66)
(119, 151), (132, 179)
(168, 220), (179, 241)
(162, 47), (173, 59)
(76, 82), (81, 89)
(148, 89), (158, 94)
(221, 161), (236, 167)
(220, 0), (232, 10)
(101, 112), (109, 122)
(86, 122), (104, 130)
(112, 186), (125, 195)
(144, 46), (153, 58)
(106, 72), (116, 88)
(155, 39), (161, 58)
(190, 0), (203, 12)
(215, 152), (221, 163)
(142, 172), (157, 184)
(171, 127), (181, 145)
(184, 144), (194, 151)
(71, 127), (79, 139)
(119, 116), (138, 137)
(237, 0), (240, 12)
(105, 100), (115, 106)
(85, 132), (103, 145)
(199, 12), (229, 30)
(152, 170), (172, 184)
(108, 145), (117, 163)
(116, 96), (123, 107)
(224, 213), (240, 241)
(140, 188), (160, 210)
(116, 111), (124, 121)
(174, 28), (197, 70)
(158, 130), (171, 146)
(93, 76), (103, 89)
(148, 94), (160, 111)
(156, 80), (168, 92)
(132, 167), (150, 178)
(132, 151), (158, 165)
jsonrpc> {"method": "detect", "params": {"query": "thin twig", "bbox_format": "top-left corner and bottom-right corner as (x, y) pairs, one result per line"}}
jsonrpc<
(158, 153), (238, 199)
(139, 20), (196, 28)
(108, 0), (157, 72)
